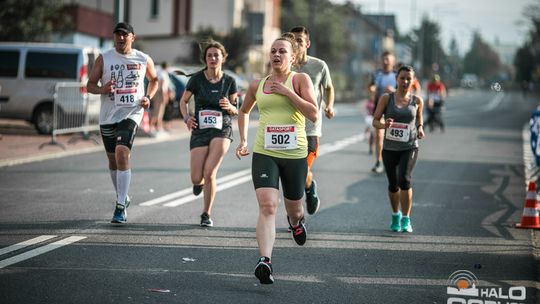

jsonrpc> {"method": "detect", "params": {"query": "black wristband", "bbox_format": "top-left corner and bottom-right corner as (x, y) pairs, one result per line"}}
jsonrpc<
(145, 95), (151, 100)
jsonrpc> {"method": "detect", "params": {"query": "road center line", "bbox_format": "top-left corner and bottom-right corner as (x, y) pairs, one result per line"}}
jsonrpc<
(0, 235), (57, 256)
(140, 134), (365, 207)
(0, 236), (87, 269)
(164, 175), (253, 207)
(140, 169), (251, 206)
(483, 92), (505, 111)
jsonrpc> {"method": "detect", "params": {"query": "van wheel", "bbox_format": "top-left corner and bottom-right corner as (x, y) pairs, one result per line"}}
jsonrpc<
(34, 104), (54, 134)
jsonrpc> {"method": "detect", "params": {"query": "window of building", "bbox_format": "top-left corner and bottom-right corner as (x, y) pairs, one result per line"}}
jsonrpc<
(150, 0), (159, 19)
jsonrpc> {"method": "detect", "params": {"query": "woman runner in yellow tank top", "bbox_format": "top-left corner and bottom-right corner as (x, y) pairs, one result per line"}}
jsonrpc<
(236, 34), (318, 285)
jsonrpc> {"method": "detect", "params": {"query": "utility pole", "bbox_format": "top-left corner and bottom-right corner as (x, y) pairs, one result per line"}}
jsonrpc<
(114, 0), (125, 24)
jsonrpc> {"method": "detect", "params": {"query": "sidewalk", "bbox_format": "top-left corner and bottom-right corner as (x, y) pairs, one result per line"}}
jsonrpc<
(0, 118), (191, 168)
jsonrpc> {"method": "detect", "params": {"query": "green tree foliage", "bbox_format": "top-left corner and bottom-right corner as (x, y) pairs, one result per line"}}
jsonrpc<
(514, 2), (540, 83)
(514, 44), (534, 82)
(280, 0), (351, 97)
(281, 0), (351, 66)
(0, 0), (71, 42)
(190, 27), (250, 72)
(445, 37), (463, 86)
(463, 32), (501, 79)
(409, 17), (447, 78)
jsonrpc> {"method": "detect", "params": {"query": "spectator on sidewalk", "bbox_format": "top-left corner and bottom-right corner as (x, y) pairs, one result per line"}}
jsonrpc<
(150, 62), (171, 136)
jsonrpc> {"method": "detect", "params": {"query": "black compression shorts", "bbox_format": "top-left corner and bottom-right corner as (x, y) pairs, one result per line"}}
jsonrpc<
(251, 152), (308, 200)
(100, 118), (138, 153)
(190, 126), (233, 149)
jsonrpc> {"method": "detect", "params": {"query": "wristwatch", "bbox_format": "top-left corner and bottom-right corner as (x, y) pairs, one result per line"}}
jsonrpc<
(145, 95), (151, 100)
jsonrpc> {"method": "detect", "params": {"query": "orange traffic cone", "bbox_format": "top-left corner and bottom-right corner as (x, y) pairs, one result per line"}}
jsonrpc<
(141, 110), (150, 134)
(516, 181), (540, 229)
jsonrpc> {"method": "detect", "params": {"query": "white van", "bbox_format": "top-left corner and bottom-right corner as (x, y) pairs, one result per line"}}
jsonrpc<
(0, 43), (100, 134)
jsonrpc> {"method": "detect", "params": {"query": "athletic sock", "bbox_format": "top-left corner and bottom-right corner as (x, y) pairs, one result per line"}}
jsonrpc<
(109, 170), (118, 194)
(116, 169), (131, 206)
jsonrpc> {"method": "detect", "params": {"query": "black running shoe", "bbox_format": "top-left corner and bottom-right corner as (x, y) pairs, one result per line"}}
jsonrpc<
(287, 216), (307, 246)
(305, 180), (320, 215)
(193, 184), (203, 196)
(200, 212), (213, 227)
(254, 256), (274, 284)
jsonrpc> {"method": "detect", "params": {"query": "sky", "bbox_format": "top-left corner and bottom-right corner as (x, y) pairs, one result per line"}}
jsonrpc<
(332, 0), (534, 55)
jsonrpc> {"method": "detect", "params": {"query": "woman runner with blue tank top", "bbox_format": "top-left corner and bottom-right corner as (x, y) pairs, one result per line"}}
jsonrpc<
(236, 34), (318, 284)
(372, 65), (425, 233)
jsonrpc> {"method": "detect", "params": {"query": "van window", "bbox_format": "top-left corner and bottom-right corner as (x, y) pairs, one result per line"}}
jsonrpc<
(25, 52), (78, 79)
(0, 50), (20, 77)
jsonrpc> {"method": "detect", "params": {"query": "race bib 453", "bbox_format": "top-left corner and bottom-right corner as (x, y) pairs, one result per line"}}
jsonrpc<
(199, 110), (223, 129)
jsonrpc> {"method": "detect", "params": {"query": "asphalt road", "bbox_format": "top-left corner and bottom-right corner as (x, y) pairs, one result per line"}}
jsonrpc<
(0, 88), (538, 304)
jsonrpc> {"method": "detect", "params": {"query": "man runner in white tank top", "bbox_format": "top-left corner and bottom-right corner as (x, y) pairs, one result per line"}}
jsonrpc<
(87, 22), (159, 223)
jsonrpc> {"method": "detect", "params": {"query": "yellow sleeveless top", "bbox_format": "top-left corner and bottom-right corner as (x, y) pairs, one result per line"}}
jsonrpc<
(253, 72), (307, 159)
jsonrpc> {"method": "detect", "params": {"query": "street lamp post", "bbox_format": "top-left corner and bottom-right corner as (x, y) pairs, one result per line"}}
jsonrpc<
(114, 0), (125, 24)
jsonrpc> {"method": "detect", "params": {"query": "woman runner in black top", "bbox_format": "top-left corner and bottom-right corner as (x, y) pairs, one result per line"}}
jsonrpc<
(179, 40), (238, 227)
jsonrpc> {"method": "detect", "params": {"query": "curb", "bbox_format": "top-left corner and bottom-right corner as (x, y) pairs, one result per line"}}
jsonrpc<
(0, 132), (189, 168)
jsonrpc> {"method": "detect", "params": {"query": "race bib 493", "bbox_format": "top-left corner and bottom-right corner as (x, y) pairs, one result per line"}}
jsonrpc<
(385, 122), (410, 142)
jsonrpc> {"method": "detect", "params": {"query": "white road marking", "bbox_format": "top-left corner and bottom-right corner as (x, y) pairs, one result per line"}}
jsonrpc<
(482, 92), (505, 111)
(139, 134), (365, 208)
(0, 235), (57, 256)
(139, 169), (251, 206)
(0, 236), (87, 269)
(164, 174), (253, 207)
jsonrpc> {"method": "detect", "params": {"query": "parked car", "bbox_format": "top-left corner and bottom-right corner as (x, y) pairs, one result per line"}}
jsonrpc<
(164, 66), (247, 112)
(461, 73), (479, 89)
(166, 66), (189, 120)
(224, 69), (249, 107)
(0, 42), (100, 134)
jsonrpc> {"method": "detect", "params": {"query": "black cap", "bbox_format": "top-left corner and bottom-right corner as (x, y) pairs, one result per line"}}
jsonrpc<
(113, 22), (134, 34)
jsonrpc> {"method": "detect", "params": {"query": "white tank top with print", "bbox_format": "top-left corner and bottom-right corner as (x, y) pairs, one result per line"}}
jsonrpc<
(99, 49), (148, 125)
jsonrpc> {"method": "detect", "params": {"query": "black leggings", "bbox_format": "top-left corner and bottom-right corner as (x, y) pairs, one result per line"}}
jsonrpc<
(382, 148), (418, 192)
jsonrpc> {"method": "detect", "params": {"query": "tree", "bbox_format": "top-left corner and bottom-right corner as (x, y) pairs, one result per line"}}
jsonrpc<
(463, 32), (501, 80)
(513, 2), (540, 84)
(409, 16), (447, 78)
(190, 27), (250, 72)
(514, 44), (535, 82)
(444, 37), (463, 86)
(0, 0), (71, 42)
(281, 0), (351, 65)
